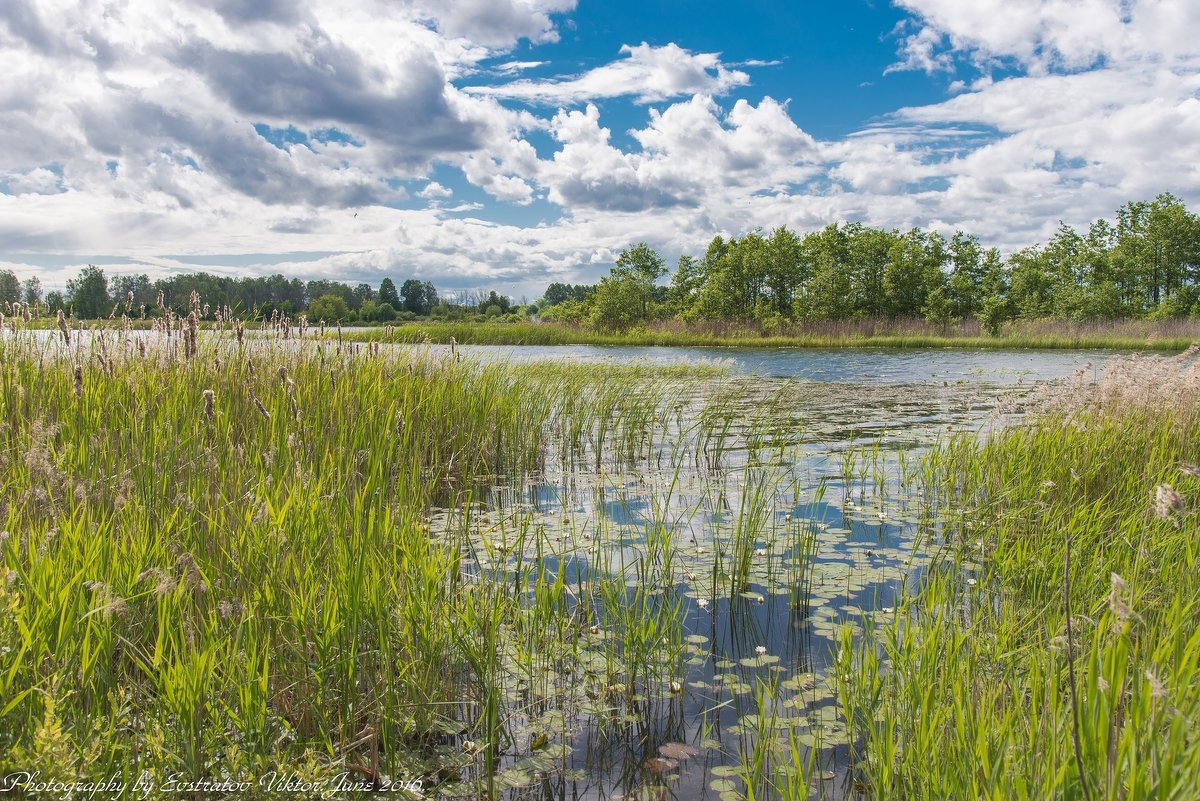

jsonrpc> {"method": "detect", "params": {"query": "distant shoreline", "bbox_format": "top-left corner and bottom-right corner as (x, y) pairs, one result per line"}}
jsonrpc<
(12, 317), (1198, 351)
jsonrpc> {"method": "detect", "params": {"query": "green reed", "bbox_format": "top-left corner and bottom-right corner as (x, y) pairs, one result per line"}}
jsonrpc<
(0, 329), (737, 795)
(834, 350), (1200, 800)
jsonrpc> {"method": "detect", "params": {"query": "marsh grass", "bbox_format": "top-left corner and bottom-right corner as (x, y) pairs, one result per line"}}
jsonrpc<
(0, 325), (766, 796)
(4, 312), (1125, 800)
(836, 347), (1200, 799)
(344, 318), (1200, 352)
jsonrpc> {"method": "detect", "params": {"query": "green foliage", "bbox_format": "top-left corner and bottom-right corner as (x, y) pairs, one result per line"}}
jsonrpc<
(838, 356), (1200, 799)
(588, 242), (666, 330)
(921, 283), (956, 331)
(0, 269), (19, 305)
(306, 293), (350, 322)
(21, 276), (42, 305)
(977, 292), (1009, 336)
(378, 277), (401, 309)
(65, 264), (110, 318)
(401, 279), (439, 316)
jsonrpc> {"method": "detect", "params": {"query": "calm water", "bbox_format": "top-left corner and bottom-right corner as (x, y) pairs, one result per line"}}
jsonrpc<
(425, 345), (1108, 801)
(441, 343), (1104, 383)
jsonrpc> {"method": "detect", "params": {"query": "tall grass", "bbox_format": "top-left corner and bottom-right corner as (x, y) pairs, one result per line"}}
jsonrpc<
(0, 326), (742, 795)
(344, 318), (1200, 351)
(836, 348), (1200, 799)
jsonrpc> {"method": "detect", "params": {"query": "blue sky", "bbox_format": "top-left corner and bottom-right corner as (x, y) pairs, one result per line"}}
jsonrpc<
(2, 0), (1198, 300)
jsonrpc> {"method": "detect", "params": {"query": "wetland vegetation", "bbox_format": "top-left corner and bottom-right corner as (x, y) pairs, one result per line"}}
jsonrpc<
(0, 311), (1197, 800)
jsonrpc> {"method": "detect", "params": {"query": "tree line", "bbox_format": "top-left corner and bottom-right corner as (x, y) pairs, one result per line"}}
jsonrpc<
(0, 269), (521, 323)
(4, 193), (1197, 332)
(540, 193), (1200, 333)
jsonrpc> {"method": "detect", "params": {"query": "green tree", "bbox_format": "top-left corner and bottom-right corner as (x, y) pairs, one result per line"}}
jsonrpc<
(946, 231), (984, 317)
(692, 233), (769, 321)
(0, 270), (19, 305)
(66, 265), (110, 318)
(590, 275), (644, 331)
(22, 276), (43, 305)
(795, 224), (853, 321)
(666, 255), (704, 318)
(611, 242), (666, 322)
(845, 224), (897, 318)
(923, 283), (956, 332)
(375, 302), (397, 322)
(378, 278), (401, 309)
(307, 293), (351, 322)
(764, 226), (805, 317)
(883, 230), (945, 318)
(352, 282), (376, 308)
(478, 290), (510, 315)
(542, 282), (582, 307)
(402, 280), (439, 316)
(111, 273), (154, 313)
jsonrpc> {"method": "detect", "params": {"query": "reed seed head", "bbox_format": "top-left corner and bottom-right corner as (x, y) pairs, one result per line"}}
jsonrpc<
(1153, 483), (1183, 519)
(1108, 572), (1134, 623)
(1145, 669), (1167, 700)
(202, 389), (215, 420)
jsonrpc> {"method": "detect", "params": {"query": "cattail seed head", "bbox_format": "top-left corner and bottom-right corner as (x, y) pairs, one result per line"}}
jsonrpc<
(202, 389), (215, 420)
(57, 309), (71, 344)
(73, 364), (83, 398)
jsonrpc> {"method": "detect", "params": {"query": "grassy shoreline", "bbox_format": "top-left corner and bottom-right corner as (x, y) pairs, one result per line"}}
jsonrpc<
(13, 316), (1200, 351)
(342, 319), (1200, 351)
(835, 350), (1200, 799)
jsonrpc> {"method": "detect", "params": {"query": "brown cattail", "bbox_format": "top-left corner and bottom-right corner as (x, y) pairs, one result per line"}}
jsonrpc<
(202, 389), (215, 420)
(248, 387), (270, 420)
(73, 364), (83, 398)
(125, 290), (134, 312)
(57, 309), (70, 344)
(184, 311), (199, 359)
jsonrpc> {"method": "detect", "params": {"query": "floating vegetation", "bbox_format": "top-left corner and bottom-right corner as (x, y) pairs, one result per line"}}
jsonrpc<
(0, 320), (1138, 799)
